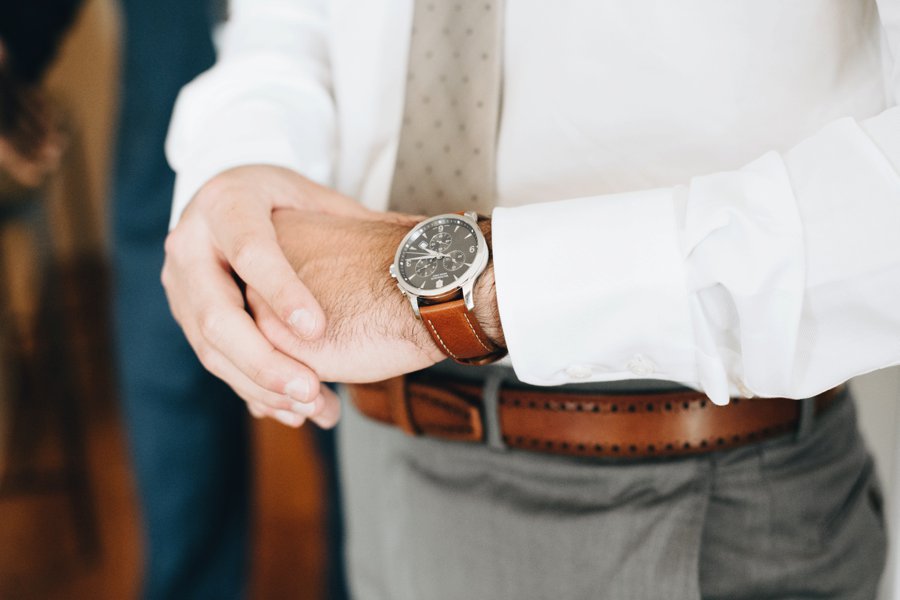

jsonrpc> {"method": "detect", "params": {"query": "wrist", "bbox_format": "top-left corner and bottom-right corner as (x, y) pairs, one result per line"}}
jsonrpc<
(473, 217), (506, 349)
(389, 212), (505, 363)
(381, 223), (447, 360)
(473, 263), (505, 349)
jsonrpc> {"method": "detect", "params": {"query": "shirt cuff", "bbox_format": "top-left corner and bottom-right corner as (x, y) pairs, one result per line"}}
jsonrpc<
(491, 188), (696, 392)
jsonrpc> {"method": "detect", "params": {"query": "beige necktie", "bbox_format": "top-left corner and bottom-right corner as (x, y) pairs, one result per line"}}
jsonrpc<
(389, 0), (504, 216)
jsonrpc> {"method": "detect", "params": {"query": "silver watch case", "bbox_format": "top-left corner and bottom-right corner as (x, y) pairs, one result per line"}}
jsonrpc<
(389, 211), (489, 319)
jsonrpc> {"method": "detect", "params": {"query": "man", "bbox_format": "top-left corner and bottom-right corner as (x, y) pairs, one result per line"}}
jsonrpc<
(163, 1), (900, 598)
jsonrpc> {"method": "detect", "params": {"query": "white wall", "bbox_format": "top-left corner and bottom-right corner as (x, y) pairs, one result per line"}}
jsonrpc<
(852, 367), (900, 600)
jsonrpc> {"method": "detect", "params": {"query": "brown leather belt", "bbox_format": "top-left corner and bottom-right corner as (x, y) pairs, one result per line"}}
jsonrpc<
(347, 374), (843, 459)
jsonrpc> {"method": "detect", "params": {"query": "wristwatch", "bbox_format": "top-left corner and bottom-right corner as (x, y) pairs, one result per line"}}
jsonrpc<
(389, 211), (506, 365)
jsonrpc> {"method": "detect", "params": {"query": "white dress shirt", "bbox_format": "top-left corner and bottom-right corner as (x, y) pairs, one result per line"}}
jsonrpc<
(166, 0), (900, 405)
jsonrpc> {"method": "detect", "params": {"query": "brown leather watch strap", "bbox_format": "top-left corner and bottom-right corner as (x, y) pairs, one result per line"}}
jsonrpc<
(419, 299), (505, 365)
(348, 375), (844, 459)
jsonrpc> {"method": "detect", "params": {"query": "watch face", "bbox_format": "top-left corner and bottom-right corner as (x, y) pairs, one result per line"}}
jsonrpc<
(396, 216), (481, 292)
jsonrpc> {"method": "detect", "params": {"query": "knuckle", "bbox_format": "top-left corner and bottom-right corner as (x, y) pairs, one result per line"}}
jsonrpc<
(160, 263), (173, 290)
(254, 316), (282, 347)
(195, 345), (219, 373)
(198, 308), (228, 345)
(230, 235), (261, 272)
(163, 230), (183, 258)
(268, 285), (292, 315)
(270, 282), (305, 318)
(196, 171), (238, 207)
(248, 360), (278, 392)
(264, 395), (292, 411)
(241, 389), (267, 408)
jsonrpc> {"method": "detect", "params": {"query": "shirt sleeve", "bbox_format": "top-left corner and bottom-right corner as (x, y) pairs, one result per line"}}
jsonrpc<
(165, 0), (334, 229)
(492, 1), (900, 405)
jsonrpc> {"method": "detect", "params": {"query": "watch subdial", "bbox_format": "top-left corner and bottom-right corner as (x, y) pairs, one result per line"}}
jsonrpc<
(428, 232), (453, 253)
(442, 250), (466, 272)
(414, 258), (438, 278)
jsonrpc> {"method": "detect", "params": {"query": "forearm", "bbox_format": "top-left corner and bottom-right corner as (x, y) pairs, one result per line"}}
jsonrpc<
(254, 209), (506, 382)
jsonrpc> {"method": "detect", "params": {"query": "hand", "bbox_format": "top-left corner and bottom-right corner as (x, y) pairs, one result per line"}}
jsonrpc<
(245, 210), (449, 383)
(161, 165), (384, 428)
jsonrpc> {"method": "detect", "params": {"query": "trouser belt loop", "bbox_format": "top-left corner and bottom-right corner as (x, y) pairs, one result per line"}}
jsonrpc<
(388, 376), (418, 436)
(795, 397), (817, 441)
(481, 371), (507, 452)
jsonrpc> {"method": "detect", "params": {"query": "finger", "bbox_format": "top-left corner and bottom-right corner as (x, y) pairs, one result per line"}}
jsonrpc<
(247, 402), (266, 419)
(198, 302), (321, 404)
(211, 201), (326, 340)
(179, 255), (322, 403)
(203, 350), (333, 427)
(247, 286), (311, 361)
(310, 385), (342, 429)
(251, 401), (308, 429)
(201, 347), (317, 427)
(247, 288), (341, 429)
(163, 215), (320, 422)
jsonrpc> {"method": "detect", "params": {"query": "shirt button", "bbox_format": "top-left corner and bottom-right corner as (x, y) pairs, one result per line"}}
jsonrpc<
(626, 354), (657, 376)
(566, 364), (592, 379)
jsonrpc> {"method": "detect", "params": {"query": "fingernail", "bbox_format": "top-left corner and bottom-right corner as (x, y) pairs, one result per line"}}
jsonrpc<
(291, 400), (317, 417)
(285, 378), (310, 402)
(288, 309), (317, 338)
(274, 410), (303, 427)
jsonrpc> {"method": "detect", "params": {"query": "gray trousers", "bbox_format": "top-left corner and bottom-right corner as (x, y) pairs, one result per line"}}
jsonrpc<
(339, 375), (886, 600)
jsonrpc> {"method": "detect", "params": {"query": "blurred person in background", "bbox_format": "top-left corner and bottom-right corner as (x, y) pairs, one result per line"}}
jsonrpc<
(1, 0), (248, 596)
(0, 0), (82, 194)
(112, 0), (347, 597)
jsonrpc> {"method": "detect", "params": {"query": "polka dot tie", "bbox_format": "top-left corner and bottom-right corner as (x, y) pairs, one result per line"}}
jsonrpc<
(388, 0), (504, 216)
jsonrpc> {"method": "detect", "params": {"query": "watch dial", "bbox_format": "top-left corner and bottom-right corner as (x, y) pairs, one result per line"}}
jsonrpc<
(397, 217), (479, 291)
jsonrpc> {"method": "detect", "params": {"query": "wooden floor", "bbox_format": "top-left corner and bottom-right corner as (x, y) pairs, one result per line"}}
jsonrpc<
(0, 395), (329, 600)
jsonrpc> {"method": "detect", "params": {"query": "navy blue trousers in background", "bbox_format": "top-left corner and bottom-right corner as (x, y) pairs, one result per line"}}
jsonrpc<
(111, 1), (347, 598)
(111, 1), (251, 597)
